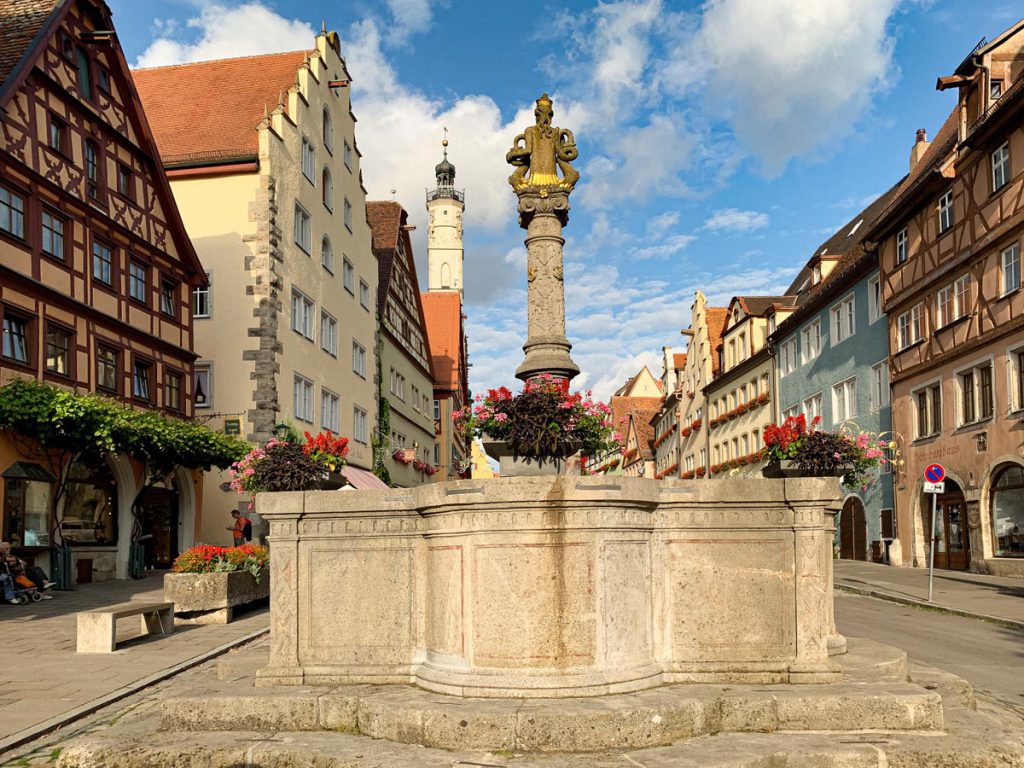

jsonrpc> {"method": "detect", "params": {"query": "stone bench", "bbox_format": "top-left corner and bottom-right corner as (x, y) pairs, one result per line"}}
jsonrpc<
(76, 601), (174, 653)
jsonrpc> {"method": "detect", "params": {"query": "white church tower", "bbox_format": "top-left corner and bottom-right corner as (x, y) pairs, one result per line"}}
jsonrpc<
(426, 136), (464, 294)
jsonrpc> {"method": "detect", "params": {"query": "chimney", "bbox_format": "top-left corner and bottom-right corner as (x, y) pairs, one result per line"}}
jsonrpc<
(909, 128), (930, 172)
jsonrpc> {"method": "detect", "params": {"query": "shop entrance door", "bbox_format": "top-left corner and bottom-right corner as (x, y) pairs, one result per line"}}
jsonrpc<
(923, 481), (970, 570)
(138, 486), (180, 569)
(840, 497), (867, 560)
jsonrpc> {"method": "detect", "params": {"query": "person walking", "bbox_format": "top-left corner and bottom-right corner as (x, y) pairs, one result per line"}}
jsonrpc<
(226, 510), (252, 547)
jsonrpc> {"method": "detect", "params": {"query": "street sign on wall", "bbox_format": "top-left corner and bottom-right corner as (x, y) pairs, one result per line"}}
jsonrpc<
(923, 481), (945, 494)
(924, 463), (945, 484)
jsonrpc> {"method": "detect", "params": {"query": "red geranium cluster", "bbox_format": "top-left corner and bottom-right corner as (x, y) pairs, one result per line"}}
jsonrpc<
(172, 543), (269, 578)
(303, 430), (349, 470)
(763, 414), (820, 459)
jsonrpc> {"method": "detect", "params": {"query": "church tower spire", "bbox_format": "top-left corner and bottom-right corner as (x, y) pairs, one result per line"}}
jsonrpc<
(427, 129), (465, 295)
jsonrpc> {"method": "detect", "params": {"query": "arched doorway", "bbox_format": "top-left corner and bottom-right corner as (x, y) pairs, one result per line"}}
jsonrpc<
(840, 496), (867, 560)
(136, 476), (181, 570)
(923, 478), (970, 570)
(990, 463), (1024, 559)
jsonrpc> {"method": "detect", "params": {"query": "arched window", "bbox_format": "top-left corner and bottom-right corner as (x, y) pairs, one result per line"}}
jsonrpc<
(322, 167), (333, 210)
(321, 235), (333, 273)
(440, 262), (451, 289)
(85, 140), (101, 199)
(322, 106), (333, 151)
(992, 464), (1024, 557)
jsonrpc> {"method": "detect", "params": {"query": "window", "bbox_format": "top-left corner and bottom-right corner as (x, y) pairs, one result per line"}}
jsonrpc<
(922, 384), (942, 437)
(321, 389), (340, 432)
(85, 141), (101, 200)
(353, 406), (369, 443)
(992, 143), (1010, 192)
(800, 320), (821, 364)
(48, 114), (66, 154)
(194, 363), (211, 407)
(294, 203), (311, 253)
(830, 295), (855, 345)
(868, 276), (881, 323)
(396, 374), (406, 400)
(165, 371), (182, 412)
(117, 164), (133, 199)
(1002, 244), (1021, 295)
(831, 378), (856, 424)
(75, 46), (92, 99)
(343, 258), (355, 293)
(954, 275), (970, 319)
(896, 228), (908, 264)
(320, 311), (337, 356)
(737, 332), (747, 361)
(45, 325), (71, 376)
(301, 137), (315, 182)
(1015, 349), (1024, 413)
(991, 465), (1024, 558)
(98, 66), (110, 94)
(780, 338), (797, 377)
(132, 359), (152, 401)
(958, 363), (994, 425)
(321, 236), (334, 273)
(290, 289), (315, 340)
(434, 399), (441, 420)
(293, 375), (314, 422)
(434, 443), (440, 465)
(2, 312), (30, 364)
(322, 107), (333, 151)
(412, 385), (420, 412)
(193, 273), (211, 318)
(97, 345), (119, 393)
(782, 404), (799, 419)
(160, 279), (177, 318)
(897, 303), (922, 349)
(41, 210), (65, 259)
(2, 473), (52, 549)
(92, 239), (112, 285)
(359, 279), (370, 310)
(0, 185), (25, 238)
(936, 284), (953, 328)
(938, 189), (953, 234)
(322, 167), (333, 210)
(991, 79), (1003, 101)
(343, 139), (353, 171)
(870, 362), (889, 411)
(767, 314), (776, 335)
(812, 263), (821, 285)
(128, 261), (147, 302)
(343, 197), (353, 230)
(802, 393), (822, 422)
(352, 340), (366, 377)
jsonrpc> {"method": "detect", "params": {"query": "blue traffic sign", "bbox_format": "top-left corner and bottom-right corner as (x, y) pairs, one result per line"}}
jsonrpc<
(924, 463), (945, 484)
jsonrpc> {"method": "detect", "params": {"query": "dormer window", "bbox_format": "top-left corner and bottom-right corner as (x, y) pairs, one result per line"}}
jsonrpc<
(812, 263), (821, 285)
(991, 79), (1003, 101)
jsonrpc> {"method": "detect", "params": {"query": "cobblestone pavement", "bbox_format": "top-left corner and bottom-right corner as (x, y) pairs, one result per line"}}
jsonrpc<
(0, 572), (268, 757)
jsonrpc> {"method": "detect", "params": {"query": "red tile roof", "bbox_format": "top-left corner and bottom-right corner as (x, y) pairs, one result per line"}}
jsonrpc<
(421, 292), (464, 392)
(629, 405), (662, 461)
(705, 307), (729, 376)
(672, 352), (687, 370)
(610, 395), (663, 439)
(0, 0), (59, 95)
(132, 50), (310, 166)
(366, 200), (403, 252)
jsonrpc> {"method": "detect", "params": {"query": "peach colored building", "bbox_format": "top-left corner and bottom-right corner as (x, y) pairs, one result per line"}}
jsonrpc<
(866, 20), (1024, 574)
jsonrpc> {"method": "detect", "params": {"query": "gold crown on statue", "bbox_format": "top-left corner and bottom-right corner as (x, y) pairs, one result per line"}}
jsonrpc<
(536, 93), (553, 108)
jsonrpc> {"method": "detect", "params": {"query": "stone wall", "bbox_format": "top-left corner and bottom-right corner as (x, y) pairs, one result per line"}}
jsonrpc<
(257, 476), (842, 696)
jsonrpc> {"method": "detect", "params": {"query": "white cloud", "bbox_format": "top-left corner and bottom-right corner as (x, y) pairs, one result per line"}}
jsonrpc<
(694, 0), (900, 176)
(134, 3), (315, 67)
(703, 208), (770, 233)
(630, 233), (697, 260)
(383, 0), (435, 45)
(645, 211), (680, 238)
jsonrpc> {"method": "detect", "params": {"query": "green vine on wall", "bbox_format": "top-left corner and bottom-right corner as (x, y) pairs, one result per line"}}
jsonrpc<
(372, 394), (392, 486)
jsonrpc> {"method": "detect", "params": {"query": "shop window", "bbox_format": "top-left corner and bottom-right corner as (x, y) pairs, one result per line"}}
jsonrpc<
(991, 464), (1024, 558)
(61, 460), (117, 546)
(2, 464), (54, 548)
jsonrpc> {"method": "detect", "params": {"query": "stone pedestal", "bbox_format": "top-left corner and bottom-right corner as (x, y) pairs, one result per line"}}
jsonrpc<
(257, 476), (842, 695)
(514, 191), (579, 382)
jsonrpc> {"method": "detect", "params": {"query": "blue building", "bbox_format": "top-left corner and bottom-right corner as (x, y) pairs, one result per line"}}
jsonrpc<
(771, 187), (899, 561)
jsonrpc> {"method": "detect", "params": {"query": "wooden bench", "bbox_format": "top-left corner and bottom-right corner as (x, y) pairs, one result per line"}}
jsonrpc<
(76, 601), (175, 653)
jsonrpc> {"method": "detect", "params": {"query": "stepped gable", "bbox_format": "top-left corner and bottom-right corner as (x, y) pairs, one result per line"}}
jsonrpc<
(132, 50), (311, 166)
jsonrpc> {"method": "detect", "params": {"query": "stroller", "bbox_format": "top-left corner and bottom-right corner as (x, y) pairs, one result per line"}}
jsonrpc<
(1, 559), (43, 604)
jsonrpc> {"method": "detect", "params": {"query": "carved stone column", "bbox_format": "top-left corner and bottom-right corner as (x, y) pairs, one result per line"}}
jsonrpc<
(514, 190), (580, 382)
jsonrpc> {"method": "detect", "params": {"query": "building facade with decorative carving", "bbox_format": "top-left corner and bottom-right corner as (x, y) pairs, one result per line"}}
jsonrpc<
(0, 0), (208, 579)
(866, 21), (1024, 575)
(368, 200), (436, 486)
(133, 30), (382, 542)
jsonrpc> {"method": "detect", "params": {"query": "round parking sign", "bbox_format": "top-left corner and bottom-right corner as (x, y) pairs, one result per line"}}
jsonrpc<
(924, 463), (945, 484)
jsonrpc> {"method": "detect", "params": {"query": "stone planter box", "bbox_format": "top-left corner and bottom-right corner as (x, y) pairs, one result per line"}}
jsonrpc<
(163, 571), (269, 625)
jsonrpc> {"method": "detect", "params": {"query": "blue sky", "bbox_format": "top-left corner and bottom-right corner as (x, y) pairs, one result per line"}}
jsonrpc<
(111, 0), (1022, 399)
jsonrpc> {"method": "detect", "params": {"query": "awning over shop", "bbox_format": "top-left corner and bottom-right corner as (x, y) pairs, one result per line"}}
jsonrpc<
(1, 462), (57, 482)
(341, 466), (390, 490)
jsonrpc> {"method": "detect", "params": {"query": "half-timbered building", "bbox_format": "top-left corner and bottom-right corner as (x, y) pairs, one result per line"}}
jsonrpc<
(0, 0), (207, 580)
(367, 200), (436, 486)
(867, 20), (1024, 575)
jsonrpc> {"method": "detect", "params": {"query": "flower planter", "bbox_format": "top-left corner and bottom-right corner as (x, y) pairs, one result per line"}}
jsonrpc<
(762, 459), (848, 480)
(163, 570), (269, 625)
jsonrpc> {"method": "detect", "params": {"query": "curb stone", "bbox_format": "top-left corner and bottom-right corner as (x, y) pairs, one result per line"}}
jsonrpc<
(835, 582), (1024, 633)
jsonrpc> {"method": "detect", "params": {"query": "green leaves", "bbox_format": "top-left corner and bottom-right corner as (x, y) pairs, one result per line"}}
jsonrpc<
(0, 380), (249, 472)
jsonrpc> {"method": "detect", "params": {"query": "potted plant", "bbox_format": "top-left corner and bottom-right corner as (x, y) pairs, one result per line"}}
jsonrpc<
(229, 431), (350, 505)
(762, 415), (888, 488)
(164, 543), (270, 624)
(454, 375), (614, 473)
